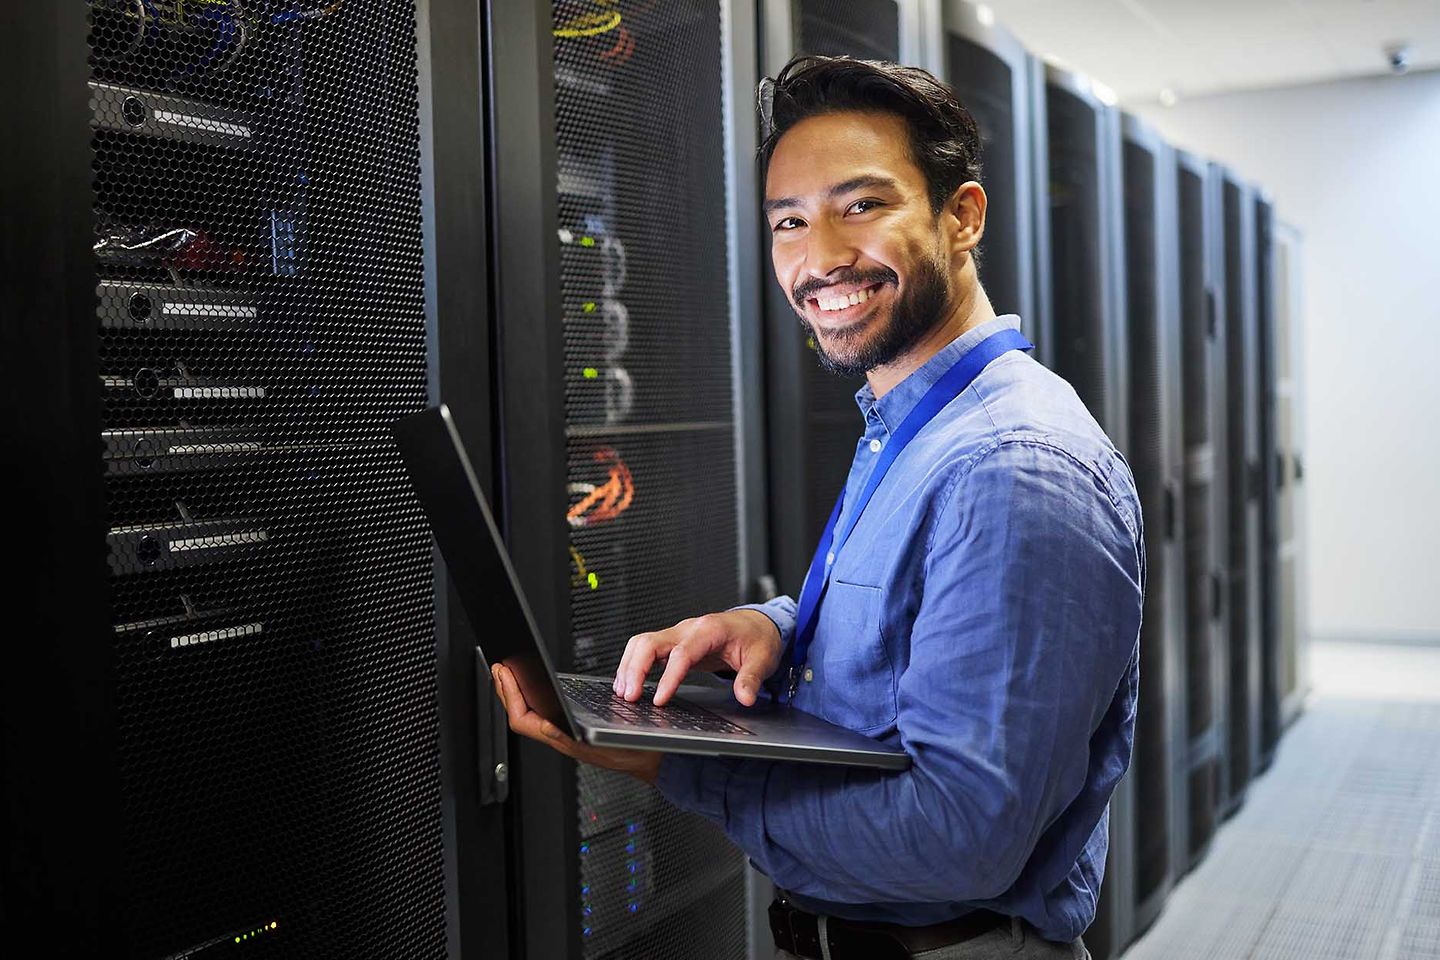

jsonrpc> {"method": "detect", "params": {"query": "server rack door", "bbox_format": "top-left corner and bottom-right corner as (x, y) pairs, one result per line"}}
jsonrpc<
(1220, 174), (1262, 811)
(503, 4), (755, 958)
(1174, 151), (1222, 871)
(1273, 222), (1310, 729)
(420, 0), (517, 954)
(758, 0), (905, 594)
(1254, 195), (1282, 766)
(1120, 115), (1182, 937)
(939, 2), (1037, 334)
(6, 0), (453, 954)
(1204, 163), (1235, 820)
(2, 2), (117, 949)
(1044, 65), (1134, 960)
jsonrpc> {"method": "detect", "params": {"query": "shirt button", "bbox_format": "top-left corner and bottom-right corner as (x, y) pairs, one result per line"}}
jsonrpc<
(869, 439), (883, 453)
(825, 551), (835, 565)
(803, 667), (814, 682)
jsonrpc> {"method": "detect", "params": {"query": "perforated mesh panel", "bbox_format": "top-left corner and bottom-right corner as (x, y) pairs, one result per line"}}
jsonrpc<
(1188, 760), (1218, 860)
(1254, 198), (1281, 756)
(1046, 86), (1110, 428)
(946, 36), (1018, 315)
(551, 3), (747, 956)
(1177, 166), (1215, 745)
(87, 1), (444, 957)
(1123, 140), (1170, 903)
(1222, 180), (1253, 800)
(798, 0), (900, 61)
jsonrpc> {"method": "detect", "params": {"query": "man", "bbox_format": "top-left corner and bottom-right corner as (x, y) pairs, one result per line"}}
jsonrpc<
(491, 56), (1142, 960)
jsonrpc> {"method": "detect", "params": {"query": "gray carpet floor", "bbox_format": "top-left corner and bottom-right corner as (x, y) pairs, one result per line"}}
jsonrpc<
(1123, 640), (1440, 959)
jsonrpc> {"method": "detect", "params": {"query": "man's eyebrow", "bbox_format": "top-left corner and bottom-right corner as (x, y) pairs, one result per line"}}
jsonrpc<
(763, 174), (901, 216)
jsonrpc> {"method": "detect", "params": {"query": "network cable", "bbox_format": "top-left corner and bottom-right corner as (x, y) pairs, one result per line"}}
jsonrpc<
(567, 448), (634, 528)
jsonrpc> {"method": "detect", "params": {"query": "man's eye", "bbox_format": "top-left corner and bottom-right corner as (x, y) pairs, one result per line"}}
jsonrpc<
(773, 216), (805, 232)
(848, 199), (883, 215)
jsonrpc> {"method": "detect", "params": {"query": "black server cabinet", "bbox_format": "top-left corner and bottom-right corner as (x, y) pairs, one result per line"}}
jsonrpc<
(1043, 64), (1132, 960)
(938, 1), (1050, 362)
(1218, 170), (1262, 814)
(491, 4), (766, 959)
(3, 0), (480, 955)
(1120, 114), (1185, 938)
(1174, 150), (1228, 870)
(758, 0), (908, 593)
(1254, 194), (1282, 767)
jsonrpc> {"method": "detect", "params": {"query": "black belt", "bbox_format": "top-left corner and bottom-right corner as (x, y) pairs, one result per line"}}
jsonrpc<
(768, 896), (1009, 960)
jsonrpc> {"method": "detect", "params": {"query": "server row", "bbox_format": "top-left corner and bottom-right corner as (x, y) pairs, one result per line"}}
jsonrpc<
(3, 2), (1306, 960)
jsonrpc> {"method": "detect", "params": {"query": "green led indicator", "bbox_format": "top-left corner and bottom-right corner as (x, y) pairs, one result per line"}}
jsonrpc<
(580, 236), (595, 247)
(583, 302), (596, 313)
(235, 937), (241, 944)
(587, 572), (599, 590)
(583, 367), (599, 379)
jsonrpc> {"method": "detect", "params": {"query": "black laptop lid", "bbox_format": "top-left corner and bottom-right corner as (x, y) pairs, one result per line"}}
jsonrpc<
(390, 405), (577, 736)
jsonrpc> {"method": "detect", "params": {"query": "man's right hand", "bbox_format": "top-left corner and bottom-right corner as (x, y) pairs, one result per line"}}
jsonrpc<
(613, 609), (784, 708)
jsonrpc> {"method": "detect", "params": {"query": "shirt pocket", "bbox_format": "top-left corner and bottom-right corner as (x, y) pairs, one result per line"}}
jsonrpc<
(810, 580), (897, 734)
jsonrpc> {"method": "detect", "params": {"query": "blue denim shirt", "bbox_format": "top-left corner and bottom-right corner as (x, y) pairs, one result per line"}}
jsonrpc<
(654, 315), (1143, 942)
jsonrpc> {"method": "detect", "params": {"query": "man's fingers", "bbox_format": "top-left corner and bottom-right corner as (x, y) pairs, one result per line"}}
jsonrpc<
(619, 631), (667, 701)
(494, 665), (586, 752)
(652, 643), (695, 706)
(733, 668), (763, 707)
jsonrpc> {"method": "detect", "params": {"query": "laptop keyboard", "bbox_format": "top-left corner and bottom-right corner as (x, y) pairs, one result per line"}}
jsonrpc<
(560, 676), (754, 736)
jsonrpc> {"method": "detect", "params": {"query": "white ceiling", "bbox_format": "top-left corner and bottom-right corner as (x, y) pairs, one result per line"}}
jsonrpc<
(975, 0), (1440, 103)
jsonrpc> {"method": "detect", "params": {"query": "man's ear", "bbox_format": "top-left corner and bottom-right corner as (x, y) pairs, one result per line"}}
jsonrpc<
(943, 181), (987, 257)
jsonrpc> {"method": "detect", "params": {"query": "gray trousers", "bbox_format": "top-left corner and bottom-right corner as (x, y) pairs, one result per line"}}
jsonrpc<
(777, 915), (1089, 960)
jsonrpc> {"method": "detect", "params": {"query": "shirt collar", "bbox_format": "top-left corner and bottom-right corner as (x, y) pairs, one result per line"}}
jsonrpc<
(855, 314), (1025, 435)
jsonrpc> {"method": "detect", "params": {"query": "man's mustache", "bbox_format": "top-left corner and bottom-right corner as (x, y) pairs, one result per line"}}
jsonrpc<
(792, 267), (898, 308)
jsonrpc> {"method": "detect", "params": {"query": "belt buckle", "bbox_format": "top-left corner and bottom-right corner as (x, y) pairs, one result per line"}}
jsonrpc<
(769, 897), (824, 959)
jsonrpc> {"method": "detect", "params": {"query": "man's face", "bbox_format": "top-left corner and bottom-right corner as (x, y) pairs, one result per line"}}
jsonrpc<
(764, 110), (953, 377)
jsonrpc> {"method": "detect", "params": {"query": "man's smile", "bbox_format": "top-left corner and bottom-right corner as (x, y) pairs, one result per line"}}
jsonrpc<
(803, 281), (888, 326)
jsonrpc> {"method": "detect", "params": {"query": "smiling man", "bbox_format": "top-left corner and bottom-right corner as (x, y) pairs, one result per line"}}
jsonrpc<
(491, 56), (1142, 960)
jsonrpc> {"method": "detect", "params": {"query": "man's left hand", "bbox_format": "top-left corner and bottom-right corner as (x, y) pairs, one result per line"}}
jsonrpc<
(491, 663), (665, 784)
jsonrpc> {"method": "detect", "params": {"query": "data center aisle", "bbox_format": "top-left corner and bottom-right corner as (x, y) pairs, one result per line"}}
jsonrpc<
(1123, 640), (1440, 959)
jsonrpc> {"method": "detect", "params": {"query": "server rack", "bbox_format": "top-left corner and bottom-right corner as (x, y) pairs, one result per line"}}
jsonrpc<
(1218, 170), (1263, 815)
(757, 0), (918, 593)
(4, 0), (470, 955)
(1043, 64), (1132, 960)
(491, 3), (768, 959)
(1273, 221), (1310, 730)
(1174, 150), (1228, 871)
(1120, 114), (1185, 938)
(1254, 193), (1282, 767)
(937, 1), (1048, 355)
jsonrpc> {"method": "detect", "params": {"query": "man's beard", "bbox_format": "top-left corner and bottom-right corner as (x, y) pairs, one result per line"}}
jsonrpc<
(793, 254), (950, 379)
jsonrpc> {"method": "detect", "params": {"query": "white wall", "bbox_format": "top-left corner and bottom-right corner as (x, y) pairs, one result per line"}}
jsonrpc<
(1134, 69), (1440, 643)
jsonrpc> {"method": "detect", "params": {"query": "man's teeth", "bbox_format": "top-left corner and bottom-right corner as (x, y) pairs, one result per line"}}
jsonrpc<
(816, 285), (877, 312)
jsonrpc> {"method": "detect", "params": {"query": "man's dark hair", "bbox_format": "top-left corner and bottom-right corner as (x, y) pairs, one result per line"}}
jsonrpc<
(757, 55), (984, 215)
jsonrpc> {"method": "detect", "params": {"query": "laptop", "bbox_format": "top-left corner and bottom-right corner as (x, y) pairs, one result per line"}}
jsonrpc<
(391, 405), (910, 771)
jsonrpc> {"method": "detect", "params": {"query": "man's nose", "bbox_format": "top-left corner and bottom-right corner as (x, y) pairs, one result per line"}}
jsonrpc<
(802, 220), (858, 281)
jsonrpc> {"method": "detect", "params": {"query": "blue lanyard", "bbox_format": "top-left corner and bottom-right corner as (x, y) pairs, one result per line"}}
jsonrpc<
(780, 328), (1034, 703)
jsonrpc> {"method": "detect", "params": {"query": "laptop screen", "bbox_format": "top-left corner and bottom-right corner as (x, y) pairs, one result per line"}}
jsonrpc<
(390, 405), (577, 737)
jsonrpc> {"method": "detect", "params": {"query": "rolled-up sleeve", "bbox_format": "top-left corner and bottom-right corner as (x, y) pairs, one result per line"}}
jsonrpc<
(656, 439), (1142, 905)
